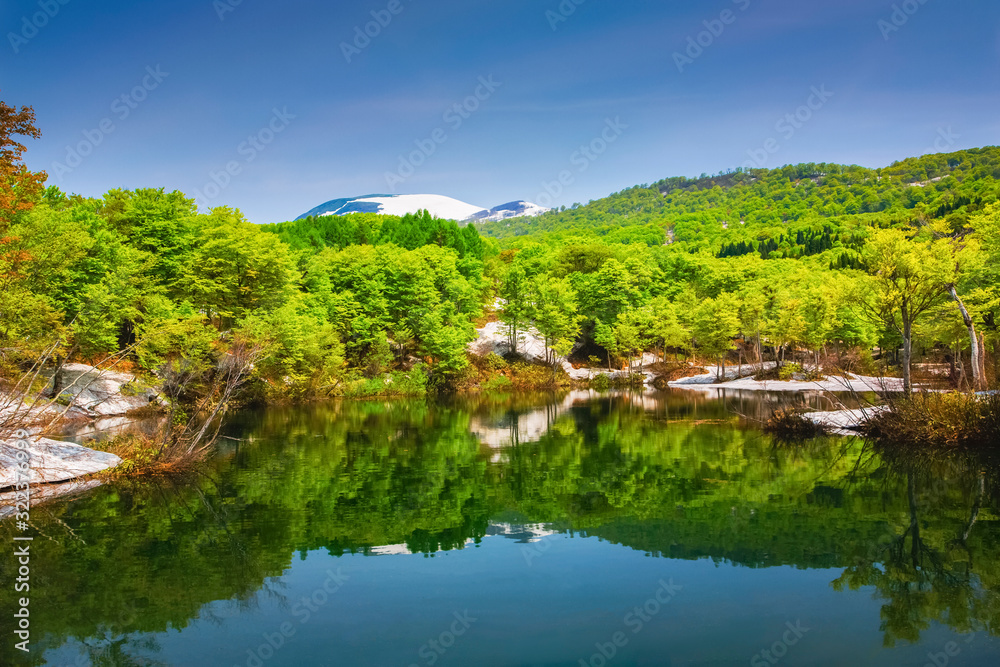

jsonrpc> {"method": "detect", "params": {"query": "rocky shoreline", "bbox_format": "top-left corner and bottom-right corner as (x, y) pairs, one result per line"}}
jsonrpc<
(0, 363), (157, 499)
(2, 337), (898, 503)
(467, 323), (898, 437)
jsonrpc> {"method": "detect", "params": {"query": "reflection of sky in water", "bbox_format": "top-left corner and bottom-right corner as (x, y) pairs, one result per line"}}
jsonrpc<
(43, 542), (997, 667)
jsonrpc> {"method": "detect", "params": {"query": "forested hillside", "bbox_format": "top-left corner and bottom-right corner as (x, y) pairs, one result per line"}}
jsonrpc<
(482, 147), (1000, 259)
(2, 96), (998, 398)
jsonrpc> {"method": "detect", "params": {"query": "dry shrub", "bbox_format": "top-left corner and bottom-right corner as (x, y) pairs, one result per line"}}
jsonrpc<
(648, 362), (708, 385)
(97, 433), (203, 478)
(463, 354), (567, 392)
(507, 361), (566, 390)
(753, 366), (781, 381)
(763, 409), (830, 440)
(860, 391), (1000, 448)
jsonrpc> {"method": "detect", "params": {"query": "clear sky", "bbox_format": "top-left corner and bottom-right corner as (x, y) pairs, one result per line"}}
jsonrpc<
(2, 0), (998, 222)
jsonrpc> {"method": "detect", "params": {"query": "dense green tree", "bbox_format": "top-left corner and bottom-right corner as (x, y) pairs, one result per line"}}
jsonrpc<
(499, 261), (530, 355)
(861, 230), (953, 393)
(178, 207), (297, 328)
(529, 276), (581, 366)
(692, 294), (741, 379)
(99, 188), (198, 289)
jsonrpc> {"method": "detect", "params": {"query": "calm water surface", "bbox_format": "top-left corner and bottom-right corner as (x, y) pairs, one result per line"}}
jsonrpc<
(3, 390), (999, 666)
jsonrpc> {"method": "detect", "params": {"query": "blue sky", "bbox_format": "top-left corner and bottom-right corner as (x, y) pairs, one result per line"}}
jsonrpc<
(2, 0), (998, 222)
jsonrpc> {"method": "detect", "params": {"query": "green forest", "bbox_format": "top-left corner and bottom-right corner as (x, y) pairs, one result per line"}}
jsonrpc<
(2, 99), (999, 400)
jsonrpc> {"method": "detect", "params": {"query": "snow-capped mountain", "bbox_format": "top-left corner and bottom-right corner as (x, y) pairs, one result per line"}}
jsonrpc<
(295, 194), (549, 223)
(468, 200), (551, 223)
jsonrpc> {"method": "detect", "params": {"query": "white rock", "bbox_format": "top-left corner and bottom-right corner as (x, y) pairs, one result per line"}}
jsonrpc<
(469, 322), (657, 384)
(0, 437), (122, 489)
(46, 363), (160, 417)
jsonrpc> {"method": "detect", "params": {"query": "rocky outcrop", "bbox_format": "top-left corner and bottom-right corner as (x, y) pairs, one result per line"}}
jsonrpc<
(670, 370), (904, 393)
(0, 363), (154, 503)
(0, 436), (122, 490)
(469, 321), (551, 365)
(468, 322), (657, 385)
(46, 363), (161, 417)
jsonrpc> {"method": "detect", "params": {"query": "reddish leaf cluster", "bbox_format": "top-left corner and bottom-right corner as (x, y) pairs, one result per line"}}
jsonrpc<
(0, 96), (46, 231)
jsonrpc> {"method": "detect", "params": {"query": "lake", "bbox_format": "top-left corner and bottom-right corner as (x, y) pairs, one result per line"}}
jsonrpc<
(4, 389), (999, 666)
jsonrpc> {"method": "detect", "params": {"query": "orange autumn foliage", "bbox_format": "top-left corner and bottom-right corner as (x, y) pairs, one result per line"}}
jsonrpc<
(0, 96), (46, 231)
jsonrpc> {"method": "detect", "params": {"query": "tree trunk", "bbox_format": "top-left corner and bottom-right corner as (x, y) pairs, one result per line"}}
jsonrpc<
(960, 474), (985, 544)
(907, 473), (922, 569)
(48, 343), (79, 399)
(948, 284), (985, 391)
(994, 339), (1000, 386)
(954, 340), (967, 390)
(977, 333), (987, 390)
(902, 318), (913, 394)
(49, 354), (66, 398)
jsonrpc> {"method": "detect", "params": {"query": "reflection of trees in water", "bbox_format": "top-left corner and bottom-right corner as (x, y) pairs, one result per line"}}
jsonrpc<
(2, 395), (999, 662)
(833, 447), (1000, 646)
(79, 635), (167, 667)
(0, 472), (276, 666)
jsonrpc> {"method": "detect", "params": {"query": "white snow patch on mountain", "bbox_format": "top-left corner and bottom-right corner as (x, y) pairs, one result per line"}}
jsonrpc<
(473, 200), (550, 222)
(355, 194), (487, 220)
(296, 194), (549, 223)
